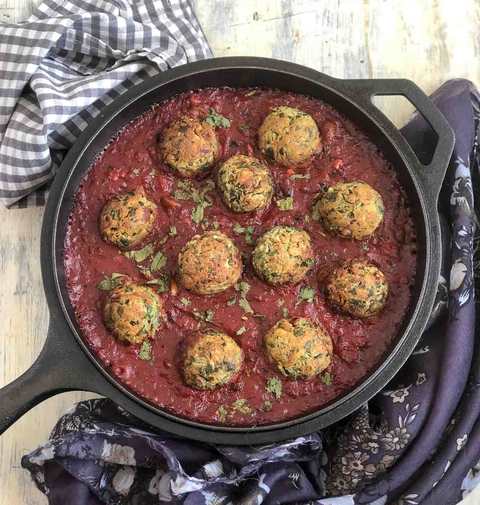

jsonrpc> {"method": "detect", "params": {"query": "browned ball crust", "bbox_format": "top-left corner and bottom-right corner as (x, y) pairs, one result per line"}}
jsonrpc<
(160, 116), (219, 177)
(182, 329), (244, 390)
(99, 187), (157, 249)
(314, 181), (384, 240)
(258, 106), (321, 165)
(177, 231), (243, 295)
(325, 260), (389, 318)
(103, 281), (165, 344)
(252, 226), (314, 285)
(217, 154), (273, 212)
(264, 318), (333, 379)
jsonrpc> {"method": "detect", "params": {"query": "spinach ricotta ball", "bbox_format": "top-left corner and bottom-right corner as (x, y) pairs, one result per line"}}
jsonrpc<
(264, 318), (333, 379)
(160, 116), (220, 177)
(252, 226), (314, 285)
(177, 231), (242, 295)
(314, 181), (384, 240)
(217, 154), (273, 212)
(182, 330), (244, 390)
(258, 106), (321, 165)
(99, 187), (157, 249)
(103, 281), (164, 344)
(325, 260), (388, 318)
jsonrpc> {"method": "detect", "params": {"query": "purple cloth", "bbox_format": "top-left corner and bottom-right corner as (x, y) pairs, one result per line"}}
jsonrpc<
(21, 79), (480, 505)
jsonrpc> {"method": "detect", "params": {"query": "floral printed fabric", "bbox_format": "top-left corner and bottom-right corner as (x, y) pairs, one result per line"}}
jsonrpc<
(22, 79), (480, 505)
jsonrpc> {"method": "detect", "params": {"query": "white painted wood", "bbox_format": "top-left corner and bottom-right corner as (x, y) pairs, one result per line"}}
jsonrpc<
(0, 1), (479, 503)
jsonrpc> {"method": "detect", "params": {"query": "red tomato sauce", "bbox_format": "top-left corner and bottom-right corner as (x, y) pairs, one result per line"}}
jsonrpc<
(64, 87), (416, 426)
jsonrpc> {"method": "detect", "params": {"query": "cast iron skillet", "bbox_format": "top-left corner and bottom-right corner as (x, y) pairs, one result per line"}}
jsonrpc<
(0, 57), (454, 445)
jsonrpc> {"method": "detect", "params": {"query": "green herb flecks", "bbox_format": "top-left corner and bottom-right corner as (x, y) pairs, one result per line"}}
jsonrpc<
(180, 297), (191, 307)
(123, 243), (154, 263)
(297, 286), (316, 305)
(322, 372), (332, 385)
(233, 223), (255, 245)
(276, 196), (294, 211)
(205, 108), (231, 128)
(174, 179), (215, 224)
(97, 272), (127, 291)
(217, 405), (228, 422)
(236, 326), (247, 336)
(138, 340), (152, 361)
(262, 400), (273, 412)
(235, 281), (254, 314)
(150, 250), (167, 272)
(193, 309), (214, 323)
(146, 274), (170, 293)
(231, 399), (252, 414)
(290, 173), (311, 180)
(265, 377), (282, 399)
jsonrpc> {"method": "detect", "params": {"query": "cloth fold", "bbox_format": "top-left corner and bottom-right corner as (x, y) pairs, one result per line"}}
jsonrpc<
(0, 0), (211, 207)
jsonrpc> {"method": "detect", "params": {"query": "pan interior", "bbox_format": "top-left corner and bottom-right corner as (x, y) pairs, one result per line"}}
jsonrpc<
(52, 64), (431, 432)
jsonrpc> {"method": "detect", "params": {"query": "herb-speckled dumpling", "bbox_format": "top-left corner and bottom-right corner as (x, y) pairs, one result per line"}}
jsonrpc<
(313, 181), (384, 240)
(182, 330), (244, 390)
(103, 281), (164, 343)
(264, 318), (332, 379)
(252, 226), (314, 285)
(258, 106), (321, 165)
(99, 187), (157, 249)
(217, 154), (273, 212)
(160, 116), (219, 177)
(177, 231), (242, 295)
(325, 260), (388, 318)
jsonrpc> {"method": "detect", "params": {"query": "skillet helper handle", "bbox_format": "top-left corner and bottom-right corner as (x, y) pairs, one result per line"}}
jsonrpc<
(0, 321), (99, 435)
(345, 78), (455, 202)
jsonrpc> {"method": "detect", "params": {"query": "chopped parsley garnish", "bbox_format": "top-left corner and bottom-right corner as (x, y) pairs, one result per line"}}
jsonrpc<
(231, 399), (252, 414)
(236, 326), (247, 336)
(238, 298), (254, 314)
(174, 179), (214, 224)
(297, 286), (316, 304)
(290, 173), (311, 180)
(123, 243), (154, 263)
(97, 272), (126, 291)
(205, 108), (231, 128)
(138, 340), (152, 361)
(234, 281), (254, 314)
(322, 372), (333, 385)
(276, 196), (294, 211)
(236, 281), (251, 297)
(146, 274), (170, 293)
(193, 309), (214, 322)
(233, 223), (255, 244)
(217, 405), (228, 422)
(180, 297), (191, 307)
(150, 250), (167, 272)
(262, 400), (273, 412)
(266, 377), (282, 399)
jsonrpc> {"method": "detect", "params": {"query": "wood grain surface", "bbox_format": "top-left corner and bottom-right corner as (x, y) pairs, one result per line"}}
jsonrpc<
(0, 1), (479, 504)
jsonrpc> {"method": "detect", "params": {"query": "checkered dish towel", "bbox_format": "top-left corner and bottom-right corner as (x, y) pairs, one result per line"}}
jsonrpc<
(0, 0), (211, 207)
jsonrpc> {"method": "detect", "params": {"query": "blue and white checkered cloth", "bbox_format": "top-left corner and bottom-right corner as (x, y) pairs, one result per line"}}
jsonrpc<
(0, 0), (211, 207)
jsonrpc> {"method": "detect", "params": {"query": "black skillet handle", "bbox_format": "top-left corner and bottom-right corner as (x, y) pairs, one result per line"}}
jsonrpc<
(0, 318), (102, 435)
(343, 78), (455, 203)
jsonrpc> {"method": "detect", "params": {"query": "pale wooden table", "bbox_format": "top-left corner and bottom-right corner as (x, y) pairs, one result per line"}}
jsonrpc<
(1, 1), (480, 504)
